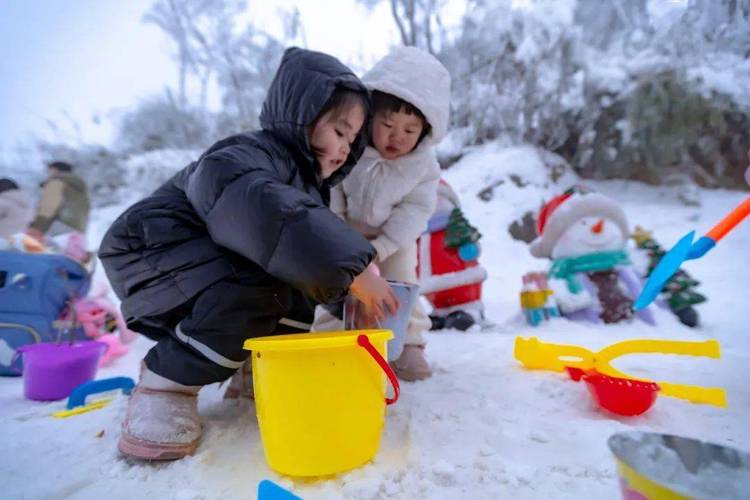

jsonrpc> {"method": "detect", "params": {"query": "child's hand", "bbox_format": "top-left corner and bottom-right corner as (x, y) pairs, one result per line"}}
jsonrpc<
(26, 227), (44, 242)
(350, 264), (400, 322)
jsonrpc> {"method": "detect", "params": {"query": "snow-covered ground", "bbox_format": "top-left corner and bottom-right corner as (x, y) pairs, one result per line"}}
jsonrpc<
(1, 145), (748, 499)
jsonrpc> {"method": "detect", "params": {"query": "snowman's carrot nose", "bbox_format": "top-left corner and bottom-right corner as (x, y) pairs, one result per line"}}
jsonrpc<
(591, 219), (604, 234)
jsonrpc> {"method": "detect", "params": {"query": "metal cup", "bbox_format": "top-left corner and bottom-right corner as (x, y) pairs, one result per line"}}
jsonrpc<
(344, 280), (419, 361)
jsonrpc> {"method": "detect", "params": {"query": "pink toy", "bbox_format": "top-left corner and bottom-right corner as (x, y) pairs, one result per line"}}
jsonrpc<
(92, 334), (130, 367)
(64, 283), (137, 367)
(63, 232), (89, 263)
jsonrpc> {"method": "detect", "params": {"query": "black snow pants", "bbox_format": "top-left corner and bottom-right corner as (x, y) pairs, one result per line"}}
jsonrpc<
(135, 273), (314, 386)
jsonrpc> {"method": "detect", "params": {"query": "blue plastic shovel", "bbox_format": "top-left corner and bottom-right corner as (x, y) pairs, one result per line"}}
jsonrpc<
(634, 195), (750, 310)
(633, 231), (695, 311)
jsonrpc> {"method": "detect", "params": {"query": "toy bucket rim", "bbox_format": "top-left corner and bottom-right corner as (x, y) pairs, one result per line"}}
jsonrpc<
(608, 430), (750, 498)
(243, 329), (393, 352)
(17, 340), (108, 355)
(386, 279), (419, 289)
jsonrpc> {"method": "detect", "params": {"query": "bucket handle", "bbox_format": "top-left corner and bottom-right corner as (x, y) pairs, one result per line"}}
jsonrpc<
(8, 350), (24, 375)
(357, 334), (400, 405)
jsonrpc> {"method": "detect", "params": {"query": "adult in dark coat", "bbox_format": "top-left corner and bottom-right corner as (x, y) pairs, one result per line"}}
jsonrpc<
(100, 48), (382, 387)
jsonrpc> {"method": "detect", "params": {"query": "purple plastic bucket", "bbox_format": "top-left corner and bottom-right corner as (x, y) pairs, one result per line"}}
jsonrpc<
(17, 341), (107, 401)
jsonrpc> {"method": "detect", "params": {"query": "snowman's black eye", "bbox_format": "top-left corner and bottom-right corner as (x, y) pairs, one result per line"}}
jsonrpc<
(580, 220), (587, 225)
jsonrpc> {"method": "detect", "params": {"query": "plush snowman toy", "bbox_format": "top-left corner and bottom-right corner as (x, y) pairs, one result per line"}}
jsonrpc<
(529, 187), (656, 325)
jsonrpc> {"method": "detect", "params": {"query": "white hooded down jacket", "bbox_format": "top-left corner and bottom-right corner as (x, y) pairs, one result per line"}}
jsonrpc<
(330, 46), (451, 261)
(0, 188), (33, 239)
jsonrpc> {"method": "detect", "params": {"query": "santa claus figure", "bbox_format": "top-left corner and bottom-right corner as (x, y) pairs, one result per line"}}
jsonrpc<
(529, 187), (655, 325)
(418, 180), (487, 330)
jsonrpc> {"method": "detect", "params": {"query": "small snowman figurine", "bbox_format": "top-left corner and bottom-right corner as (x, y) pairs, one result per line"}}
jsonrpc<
(529, 187), (655, 325)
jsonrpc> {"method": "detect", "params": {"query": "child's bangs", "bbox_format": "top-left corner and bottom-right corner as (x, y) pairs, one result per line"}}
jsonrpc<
(371, 91), (426, 122)
(318, 89), (369, 123)
(372, 90), (432, 143)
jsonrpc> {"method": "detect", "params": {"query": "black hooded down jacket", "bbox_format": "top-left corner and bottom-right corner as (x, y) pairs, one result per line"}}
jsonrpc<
(99, 47), (375, 326)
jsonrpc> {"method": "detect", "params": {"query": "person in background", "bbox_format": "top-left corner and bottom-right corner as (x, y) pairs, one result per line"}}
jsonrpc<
(27, 161), (90, 241)
(0, 178), (33, 239)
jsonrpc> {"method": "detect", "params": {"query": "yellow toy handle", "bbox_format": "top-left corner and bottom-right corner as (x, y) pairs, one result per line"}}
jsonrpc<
(51, 398), (113, 419)
(513, 337), (594, 372)
(514, 337), (727, 408)
(594, 339), (726, 407)
(596, 339), (720, 364)
(657, 383), (727, 408)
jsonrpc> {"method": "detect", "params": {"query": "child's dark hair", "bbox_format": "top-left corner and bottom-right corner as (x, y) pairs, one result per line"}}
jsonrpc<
(314, 87), (370, 126)
(0, 178), (19, 193)
(371, 90), (432, 144)
(47, 161), (74, 172)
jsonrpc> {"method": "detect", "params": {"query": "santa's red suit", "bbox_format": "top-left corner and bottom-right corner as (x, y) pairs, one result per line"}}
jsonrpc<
(417, 180), (487, 325)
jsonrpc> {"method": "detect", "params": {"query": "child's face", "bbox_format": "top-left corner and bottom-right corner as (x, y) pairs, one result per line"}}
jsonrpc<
(372, 109), (425, 160)
(309, 105), (366, 180)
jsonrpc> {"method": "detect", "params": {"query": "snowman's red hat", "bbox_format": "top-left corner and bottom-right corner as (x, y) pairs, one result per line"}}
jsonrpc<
(529, 188), (629, 258)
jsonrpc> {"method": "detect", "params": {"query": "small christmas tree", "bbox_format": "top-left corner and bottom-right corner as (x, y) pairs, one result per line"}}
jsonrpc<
(631, 226), (707, 315)
(445, 208), (481, 248)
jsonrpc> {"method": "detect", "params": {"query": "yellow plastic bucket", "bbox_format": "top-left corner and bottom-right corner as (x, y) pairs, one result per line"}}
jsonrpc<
(243, 329), (399, 477)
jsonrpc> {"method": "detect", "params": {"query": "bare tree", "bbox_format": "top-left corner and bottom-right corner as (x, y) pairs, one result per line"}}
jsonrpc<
(143, 0), (197, 109)
(143, 0), (247, 110)
(574, 0), (651, 52)
(359, 0), (447, 54)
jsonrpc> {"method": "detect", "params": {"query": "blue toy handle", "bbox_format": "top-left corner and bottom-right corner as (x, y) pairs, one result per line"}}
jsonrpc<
(67, 376), (135, 409)
(685, 235), (716, 260)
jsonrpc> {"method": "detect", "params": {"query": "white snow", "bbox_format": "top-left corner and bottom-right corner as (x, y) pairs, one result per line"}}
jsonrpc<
(1, 145), (748, 499)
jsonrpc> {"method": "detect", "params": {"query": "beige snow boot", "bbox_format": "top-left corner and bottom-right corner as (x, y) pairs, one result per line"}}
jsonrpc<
(390, 345), (433, 381)
(118, 364), (202, 460)
(223, 356), (254, 400)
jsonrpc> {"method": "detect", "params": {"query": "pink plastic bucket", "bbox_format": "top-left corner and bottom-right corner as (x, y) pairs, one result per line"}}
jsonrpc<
(17, 341), (107, 401)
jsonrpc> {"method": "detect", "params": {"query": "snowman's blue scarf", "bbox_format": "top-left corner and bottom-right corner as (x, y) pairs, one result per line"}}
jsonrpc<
(549, 250), (631, 293)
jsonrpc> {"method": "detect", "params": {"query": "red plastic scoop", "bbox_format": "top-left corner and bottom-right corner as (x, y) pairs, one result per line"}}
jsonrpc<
(565, 367), (660, 416)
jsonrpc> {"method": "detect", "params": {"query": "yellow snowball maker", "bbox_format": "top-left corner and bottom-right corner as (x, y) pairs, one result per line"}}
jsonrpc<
(513, 337), (726, 407)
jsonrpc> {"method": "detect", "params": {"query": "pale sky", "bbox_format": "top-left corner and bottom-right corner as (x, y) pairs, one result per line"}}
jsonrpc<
(0, 1), (172, 155)
(0, 0), (467, 164)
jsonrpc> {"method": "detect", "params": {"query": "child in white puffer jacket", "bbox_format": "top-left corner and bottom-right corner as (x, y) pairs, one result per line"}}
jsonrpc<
(313, 46), (451, 381)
